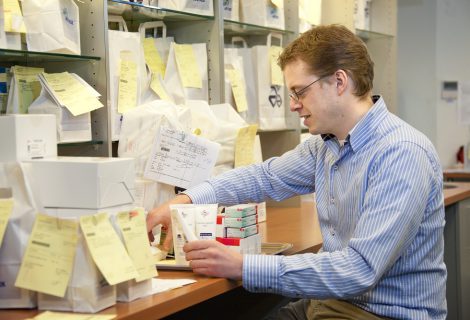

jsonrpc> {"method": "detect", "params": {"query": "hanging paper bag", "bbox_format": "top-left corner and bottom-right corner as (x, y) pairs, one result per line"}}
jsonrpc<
(164, 42), (208, 104)
(22, 0), (81, 54)
(251, 33), (286, 130)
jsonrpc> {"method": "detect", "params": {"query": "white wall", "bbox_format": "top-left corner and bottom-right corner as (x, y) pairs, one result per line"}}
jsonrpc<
(397, 0), (470, 168)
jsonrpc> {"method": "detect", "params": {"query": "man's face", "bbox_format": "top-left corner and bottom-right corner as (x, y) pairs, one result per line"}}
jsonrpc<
(283, 59), (335, 135)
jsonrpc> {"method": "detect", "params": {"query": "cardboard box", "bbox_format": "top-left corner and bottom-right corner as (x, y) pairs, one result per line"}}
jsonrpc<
(0, 114), (57, 162)
(224, 203), (257, 218)
(25, 157), (135, 209)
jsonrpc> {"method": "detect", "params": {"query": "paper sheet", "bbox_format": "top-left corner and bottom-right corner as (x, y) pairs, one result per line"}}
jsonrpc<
(80, 212), (138, 286)
(269, 46), (284, 86)
(12, 66), (43, 114)
(144, 127), (220, 189)
(226, 68), (248, 113)
(41, 72), (103, 116)
(173, 44), (202, 88)
(151, 278), (196, 294)
(143, 38), (166, 77)
(0, 198), (14, 248)
(150, 73), (172, 102)
(32, 311), (116, 320)
(118, 54), (138, 114)
(15, 213), (78, 297)
(234, 125), (258, 167)
(3, 0), (26, 33)
(116, 209), (158, 282)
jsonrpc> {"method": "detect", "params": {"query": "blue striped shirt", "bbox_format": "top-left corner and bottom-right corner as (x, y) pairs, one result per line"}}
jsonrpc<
(185, 96), (447, 319)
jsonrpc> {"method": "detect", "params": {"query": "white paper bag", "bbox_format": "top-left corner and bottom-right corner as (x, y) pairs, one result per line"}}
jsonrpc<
(240, 0), (285, 29)
(22, 0), (80, 54)
(224, 0), (240, 21)
(164, 42), (208, 104)
(225, 37), (258, 125)
(251, 34), (286, 130)
(138, 21), (174, 104)
(108, 29), (147, 141)
(37, 228), (116, 313)
(179, 100), (248, 176)
(158, 0), (213, 16)
(0, 163), (39, 308)
(29, 88), (92, 143)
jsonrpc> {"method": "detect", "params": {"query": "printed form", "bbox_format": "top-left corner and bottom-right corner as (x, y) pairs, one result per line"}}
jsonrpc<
(144, 127), (220, 189)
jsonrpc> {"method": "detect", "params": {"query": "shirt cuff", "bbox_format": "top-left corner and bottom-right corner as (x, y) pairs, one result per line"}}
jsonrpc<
(183, 182), (218, 204)
(242, 253), (282, 294)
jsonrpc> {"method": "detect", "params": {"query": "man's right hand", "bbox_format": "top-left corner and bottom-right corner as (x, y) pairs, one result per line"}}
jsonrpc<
(146, 194), (192, 251)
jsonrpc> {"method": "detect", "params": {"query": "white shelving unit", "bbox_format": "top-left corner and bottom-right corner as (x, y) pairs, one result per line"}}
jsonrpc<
(0, 0), (397, 203)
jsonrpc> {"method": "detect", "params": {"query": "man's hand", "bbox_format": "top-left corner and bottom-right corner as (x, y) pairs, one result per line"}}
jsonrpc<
(146, 194), (192, 251)
(184, 240), (243, 280)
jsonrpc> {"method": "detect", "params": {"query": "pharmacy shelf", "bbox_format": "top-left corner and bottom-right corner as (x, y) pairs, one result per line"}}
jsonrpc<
(0, 49), (100, 65)
(109, 0), (214, 22)
(356, 29), (394, 41)
(224, 19), (294, 36)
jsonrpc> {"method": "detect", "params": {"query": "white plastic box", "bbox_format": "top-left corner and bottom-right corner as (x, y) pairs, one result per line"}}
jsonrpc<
(24, 157), (135, 209)
(0, 114), (57, 162)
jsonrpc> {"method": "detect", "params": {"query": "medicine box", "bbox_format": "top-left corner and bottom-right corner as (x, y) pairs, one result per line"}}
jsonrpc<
(216, 234), (261, 254)
(25, 157), (135, 209)
(224, 203), (257, 218)
(0, 114), (57, 162)
(217, 214), (258, 228)
(225, 224), (259, 238)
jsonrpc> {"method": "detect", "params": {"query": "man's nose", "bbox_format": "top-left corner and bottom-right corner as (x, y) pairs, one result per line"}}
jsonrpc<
(289, 98), (302, 112)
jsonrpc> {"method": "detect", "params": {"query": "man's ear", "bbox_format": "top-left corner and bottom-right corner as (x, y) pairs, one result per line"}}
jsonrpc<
(334, 69), (348, 95)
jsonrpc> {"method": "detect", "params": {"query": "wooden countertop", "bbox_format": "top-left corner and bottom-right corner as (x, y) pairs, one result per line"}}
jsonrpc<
(443, 182), (470, 206)
(1, 202), (322, 320)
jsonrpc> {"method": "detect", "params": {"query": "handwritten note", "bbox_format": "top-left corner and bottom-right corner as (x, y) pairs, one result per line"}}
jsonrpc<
(226, 69), (248, 113)
(144, 127), (220, 189)
(15, 214), (78, 297)
(116, 209), (158, 282)
(80, 212), (138, 285)
(234, 125), (258, 167)
(173, 44), (202, 88)
(0, 198), (14, 248)
(143, 38), (166, 77)
(118, 55), (138, 114)
(269, 46), (284, 86)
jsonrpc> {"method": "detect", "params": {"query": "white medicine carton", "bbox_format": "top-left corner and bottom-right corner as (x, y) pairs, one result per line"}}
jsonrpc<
(0, 114), (57, 162)
(25, 156), (135, 209)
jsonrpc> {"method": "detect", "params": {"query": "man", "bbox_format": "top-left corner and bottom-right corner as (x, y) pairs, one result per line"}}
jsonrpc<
(147, 24), (447, 319)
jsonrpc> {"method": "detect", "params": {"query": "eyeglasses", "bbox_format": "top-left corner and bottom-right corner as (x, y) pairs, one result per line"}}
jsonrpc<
(288, 76), (325, 103)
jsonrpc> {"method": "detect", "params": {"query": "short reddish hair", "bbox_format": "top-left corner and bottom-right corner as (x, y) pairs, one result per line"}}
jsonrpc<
(278, 24), (374, 99)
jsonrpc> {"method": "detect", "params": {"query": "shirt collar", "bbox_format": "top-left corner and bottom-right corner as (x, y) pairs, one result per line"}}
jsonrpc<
(321, 95), (388, 153)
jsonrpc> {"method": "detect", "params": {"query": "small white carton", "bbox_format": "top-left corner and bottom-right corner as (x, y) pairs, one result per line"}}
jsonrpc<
(0, 114), (57, 162)
(25, 157), (135, 209)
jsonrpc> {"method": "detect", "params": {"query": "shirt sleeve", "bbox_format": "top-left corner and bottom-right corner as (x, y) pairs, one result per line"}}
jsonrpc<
(185, 137), (319, 205)
(243, 141), (442, 299)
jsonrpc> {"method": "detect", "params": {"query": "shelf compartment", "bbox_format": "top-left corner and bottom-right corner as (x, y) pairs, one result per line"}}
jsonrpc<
(109, 0), (214, 22)
(58, 140), (104, 147)
(0, 49), (100, 64)
(224, 19), (294, 36)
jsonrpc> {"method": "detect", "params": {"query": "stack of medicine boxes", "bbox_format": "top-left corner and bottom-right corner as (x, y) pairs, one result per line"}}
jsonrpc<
(216, 203), (262, 254)
(0, 114), (57, 309)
